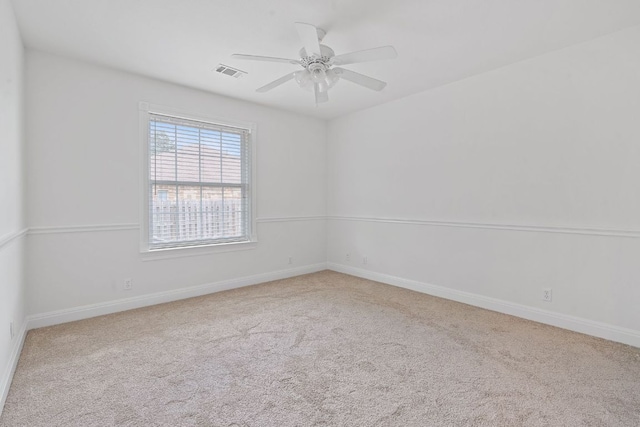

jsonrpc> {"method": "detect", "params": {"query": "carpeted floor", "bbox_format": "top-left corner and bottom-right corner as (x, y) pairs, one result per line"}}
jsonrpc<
(1, 271), (639, 426)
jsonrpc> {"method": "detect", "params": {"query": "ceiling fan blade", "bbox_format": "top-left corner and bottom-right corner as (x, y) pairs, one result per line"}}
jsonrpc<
(256, 72), (296, 93)
(314, 84), (329, 104)
(332, 67), (387, 91)
(332, 46), (397, 66)
(295, 22), (322, 57)
(232, 54), (300, 65)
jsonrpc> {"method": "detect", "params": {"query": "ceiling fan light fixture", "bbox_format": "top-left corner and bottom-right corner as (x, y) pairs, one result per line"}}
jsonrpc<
(317, 68), (339, 93)
(296, 66), (339, 93)
(294, 70), (313, 91)
(325, 68), (339, 87)
(309, 64), (327, 83)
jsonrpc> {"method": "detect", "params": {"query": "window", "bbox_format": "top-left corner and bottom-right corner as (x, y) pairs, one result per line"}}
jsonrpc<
(140, 103), (255, 251)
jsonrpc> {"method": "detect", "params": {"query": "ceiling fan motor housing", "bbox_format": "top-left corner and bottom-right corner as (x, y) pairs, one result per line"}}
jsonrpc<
(299, 45), (335, 69)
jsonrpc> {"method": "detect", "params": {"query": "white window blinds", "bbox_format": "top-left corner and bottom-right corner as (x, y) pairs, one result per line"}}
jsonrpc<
(148, 112), (251, 249)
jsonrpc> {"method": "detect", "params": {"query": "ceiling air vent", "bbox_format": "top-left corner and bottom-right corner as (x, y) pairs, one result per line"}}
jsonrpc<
(215, 64), (247, 78)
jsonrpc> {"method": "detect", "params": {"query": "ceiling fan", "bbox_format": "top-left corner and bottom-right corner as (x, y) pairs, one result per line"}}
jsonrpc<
(231, 22), (397, 104)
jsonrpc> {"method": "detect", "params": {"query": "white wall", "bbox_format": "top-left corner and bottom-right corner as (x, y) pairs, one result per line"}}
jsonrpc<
(25, 51), (327, 317)
(327, 26), (640, 345)
(0, 0), (26, 410)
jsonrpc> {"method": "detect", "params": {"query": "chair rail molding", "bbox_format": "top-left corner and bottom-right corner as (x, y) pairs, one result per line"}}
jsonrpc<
(27, 216), (326, 236)
(0, 229), (28, 250)
(28, 223), (140, 235)
(328, 215), (640, 238)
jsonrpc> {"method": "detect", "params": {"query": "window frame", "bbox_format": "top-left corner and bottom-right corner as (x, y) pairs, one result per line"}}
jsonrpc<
(139, 102), (257, 255)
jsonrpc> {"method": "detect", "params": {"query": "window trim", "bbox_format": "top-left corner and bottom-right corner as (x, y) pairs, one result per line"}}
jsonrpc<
(139, 102), (257, 254)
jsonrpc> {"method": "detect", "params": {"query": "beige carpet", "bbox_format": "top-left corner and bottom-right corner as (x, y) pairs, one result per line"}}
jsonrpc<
(1, 271), (639, 426)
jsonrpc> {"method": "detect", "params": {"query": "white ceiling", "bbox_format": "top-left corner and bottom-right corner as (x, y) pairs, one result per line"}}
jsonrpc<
(11, 0), (640, 120)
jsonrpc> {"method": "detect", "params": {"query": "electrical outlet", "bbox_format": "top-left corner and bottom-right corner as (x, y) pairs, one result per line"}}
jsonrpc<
(124, 278), (133, 291)
(288, 256), (293, 265)
(345, 253), (351, 262)
(9, 322), (14, 339)
(542, 288), (552, 302)
(363, 256), (368, 265)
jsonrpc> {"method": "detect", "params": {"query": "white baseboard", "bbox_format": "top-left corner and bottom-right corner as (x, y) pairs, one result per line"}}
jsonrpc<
(0, 321), (28, 417)
(26, 263), (327, 330)
(327, 262), (640, 349)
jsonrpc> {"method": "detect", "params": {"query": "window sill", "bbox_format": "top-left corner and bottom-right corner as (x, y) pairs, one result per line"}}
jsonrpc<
(140, 240), (257, 261)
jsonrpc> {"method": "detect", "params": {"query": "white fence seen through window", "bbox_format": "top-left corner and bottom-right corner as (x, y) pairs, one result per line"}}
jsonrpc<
(151, 199), (244, 244)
